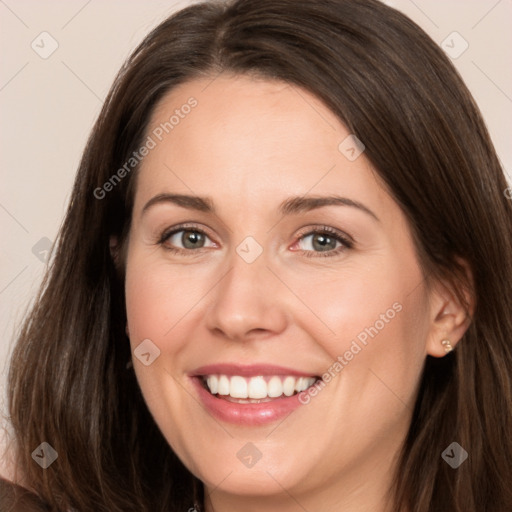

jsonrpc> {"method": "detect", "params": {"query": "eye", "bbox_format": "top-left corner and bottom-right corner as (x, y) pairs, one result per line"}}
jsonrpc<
(292, 226), (353, 258)
(157, 224), (352, 258)
(158, 225), (216, 253)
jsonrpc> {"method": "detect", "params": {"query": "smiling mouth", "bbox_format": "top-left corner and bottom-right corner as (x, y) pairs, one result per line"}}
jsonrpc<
(199, 374), (321, 403)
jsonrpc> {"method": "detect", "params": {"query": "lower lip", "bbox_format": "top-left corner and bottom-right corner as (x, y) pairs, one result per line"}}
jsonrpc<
(191, 377), (308, 426)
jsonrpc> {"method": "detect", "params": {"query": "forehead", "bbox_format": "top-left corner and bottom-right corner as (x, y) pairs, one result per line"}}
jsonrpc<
(148, 74), (340, 158)
(134, 74), (391, 220)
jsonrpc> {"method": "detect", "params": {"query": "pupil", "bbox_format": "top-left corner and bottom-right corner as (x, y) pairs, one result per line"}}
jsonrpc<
(313, 234), (335, 251)
(183, 231), (204, 249)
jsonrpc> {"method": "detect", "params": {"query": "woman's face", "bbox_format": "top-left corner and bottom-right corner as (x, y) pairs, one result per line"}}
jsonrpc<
(124, 74), (442, 509)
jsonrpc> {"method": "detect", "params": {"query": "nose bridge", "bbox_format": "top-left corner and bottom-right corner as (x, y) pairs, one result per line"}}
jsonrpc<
(204, 240), (288, 340)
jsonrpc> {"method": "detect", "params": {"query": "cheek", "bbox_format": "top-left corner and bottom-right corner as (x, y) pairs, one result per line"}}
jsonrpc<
(282, 254), (427, 354)
(125, 250), (210, 345)
(125, 265), (174, 342)
(283, 251), (430, 411)
(124, 252), (208, 448)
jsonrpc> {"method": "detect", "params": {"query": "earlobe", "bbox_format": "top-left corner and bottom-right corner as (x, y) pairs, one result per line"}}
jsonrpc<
(440, 339), (453, 353)
(425, 270), (474, 358)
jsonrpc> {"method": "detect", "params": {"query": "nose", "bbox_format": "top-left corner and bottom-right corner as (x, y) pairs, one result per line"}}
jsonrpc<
(204, 246), (289, 342)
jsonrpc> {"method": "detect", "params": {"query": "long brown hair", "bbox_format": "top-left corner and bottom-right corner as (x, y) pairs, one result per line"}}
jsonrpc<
(6, 0), (512, 510)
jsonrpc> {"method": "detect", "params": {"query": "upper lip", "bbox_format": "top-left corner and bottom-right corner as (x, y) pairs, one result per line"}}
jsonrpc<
(189, 363), (320, 378)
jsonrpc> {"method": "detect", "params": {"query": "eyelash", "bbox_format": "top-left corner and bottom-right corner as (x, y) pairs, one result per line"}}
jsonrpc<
(294, 225), (353, 258)
(157, 223), (354, 258)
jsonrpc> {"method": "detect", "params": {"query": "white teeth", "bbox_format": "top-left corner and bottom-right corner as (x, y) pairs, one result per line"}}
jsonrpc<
(267, 376), (283, 397)
(283, 376), (296, 396)
(204, 374), (317, 399)
(248, 376), (268, 399)
(295, 377), (311, 392)
(218, 375), (230, 396)
(230, 376), (248, 398)
(206, 375), (218, 395)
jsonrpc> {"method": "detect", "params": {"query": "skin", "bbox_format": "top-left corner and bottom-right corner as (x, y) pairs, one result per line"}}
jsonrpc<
(121, 74), (471, 512)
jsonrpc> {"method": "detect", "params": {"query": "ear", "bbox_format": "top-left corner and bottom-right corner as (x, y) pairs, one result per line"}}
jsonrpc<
(110, 235), (120, 265)
(425, 261), (474, 358)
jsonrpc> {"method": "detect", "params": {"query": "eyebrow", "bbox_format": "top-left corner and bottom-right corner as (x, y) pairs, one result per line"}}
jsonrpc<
(279, 195), (379, 221)
(142, 193), (214, 215)
(141, 193), (379, 222)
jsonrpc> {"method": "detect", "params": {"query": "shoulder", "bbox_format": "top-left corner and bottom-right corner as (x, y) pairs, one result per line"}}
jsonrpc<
(0, 475), (50, 511)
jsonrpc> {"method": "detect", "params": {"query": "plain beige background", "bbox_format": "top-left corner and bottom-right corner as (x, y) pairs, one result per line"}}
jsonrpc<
(1, 0), (511, 478)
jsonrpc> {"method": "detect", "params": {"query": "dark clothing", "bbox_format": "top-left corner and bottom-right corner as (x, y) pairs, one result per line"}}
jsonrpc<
(0, 476), (49, 512)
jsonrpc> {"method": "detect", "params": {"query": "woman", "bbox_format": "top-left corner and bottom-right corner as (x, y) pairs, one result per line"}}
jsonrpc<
(3, 0), (512, 510)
